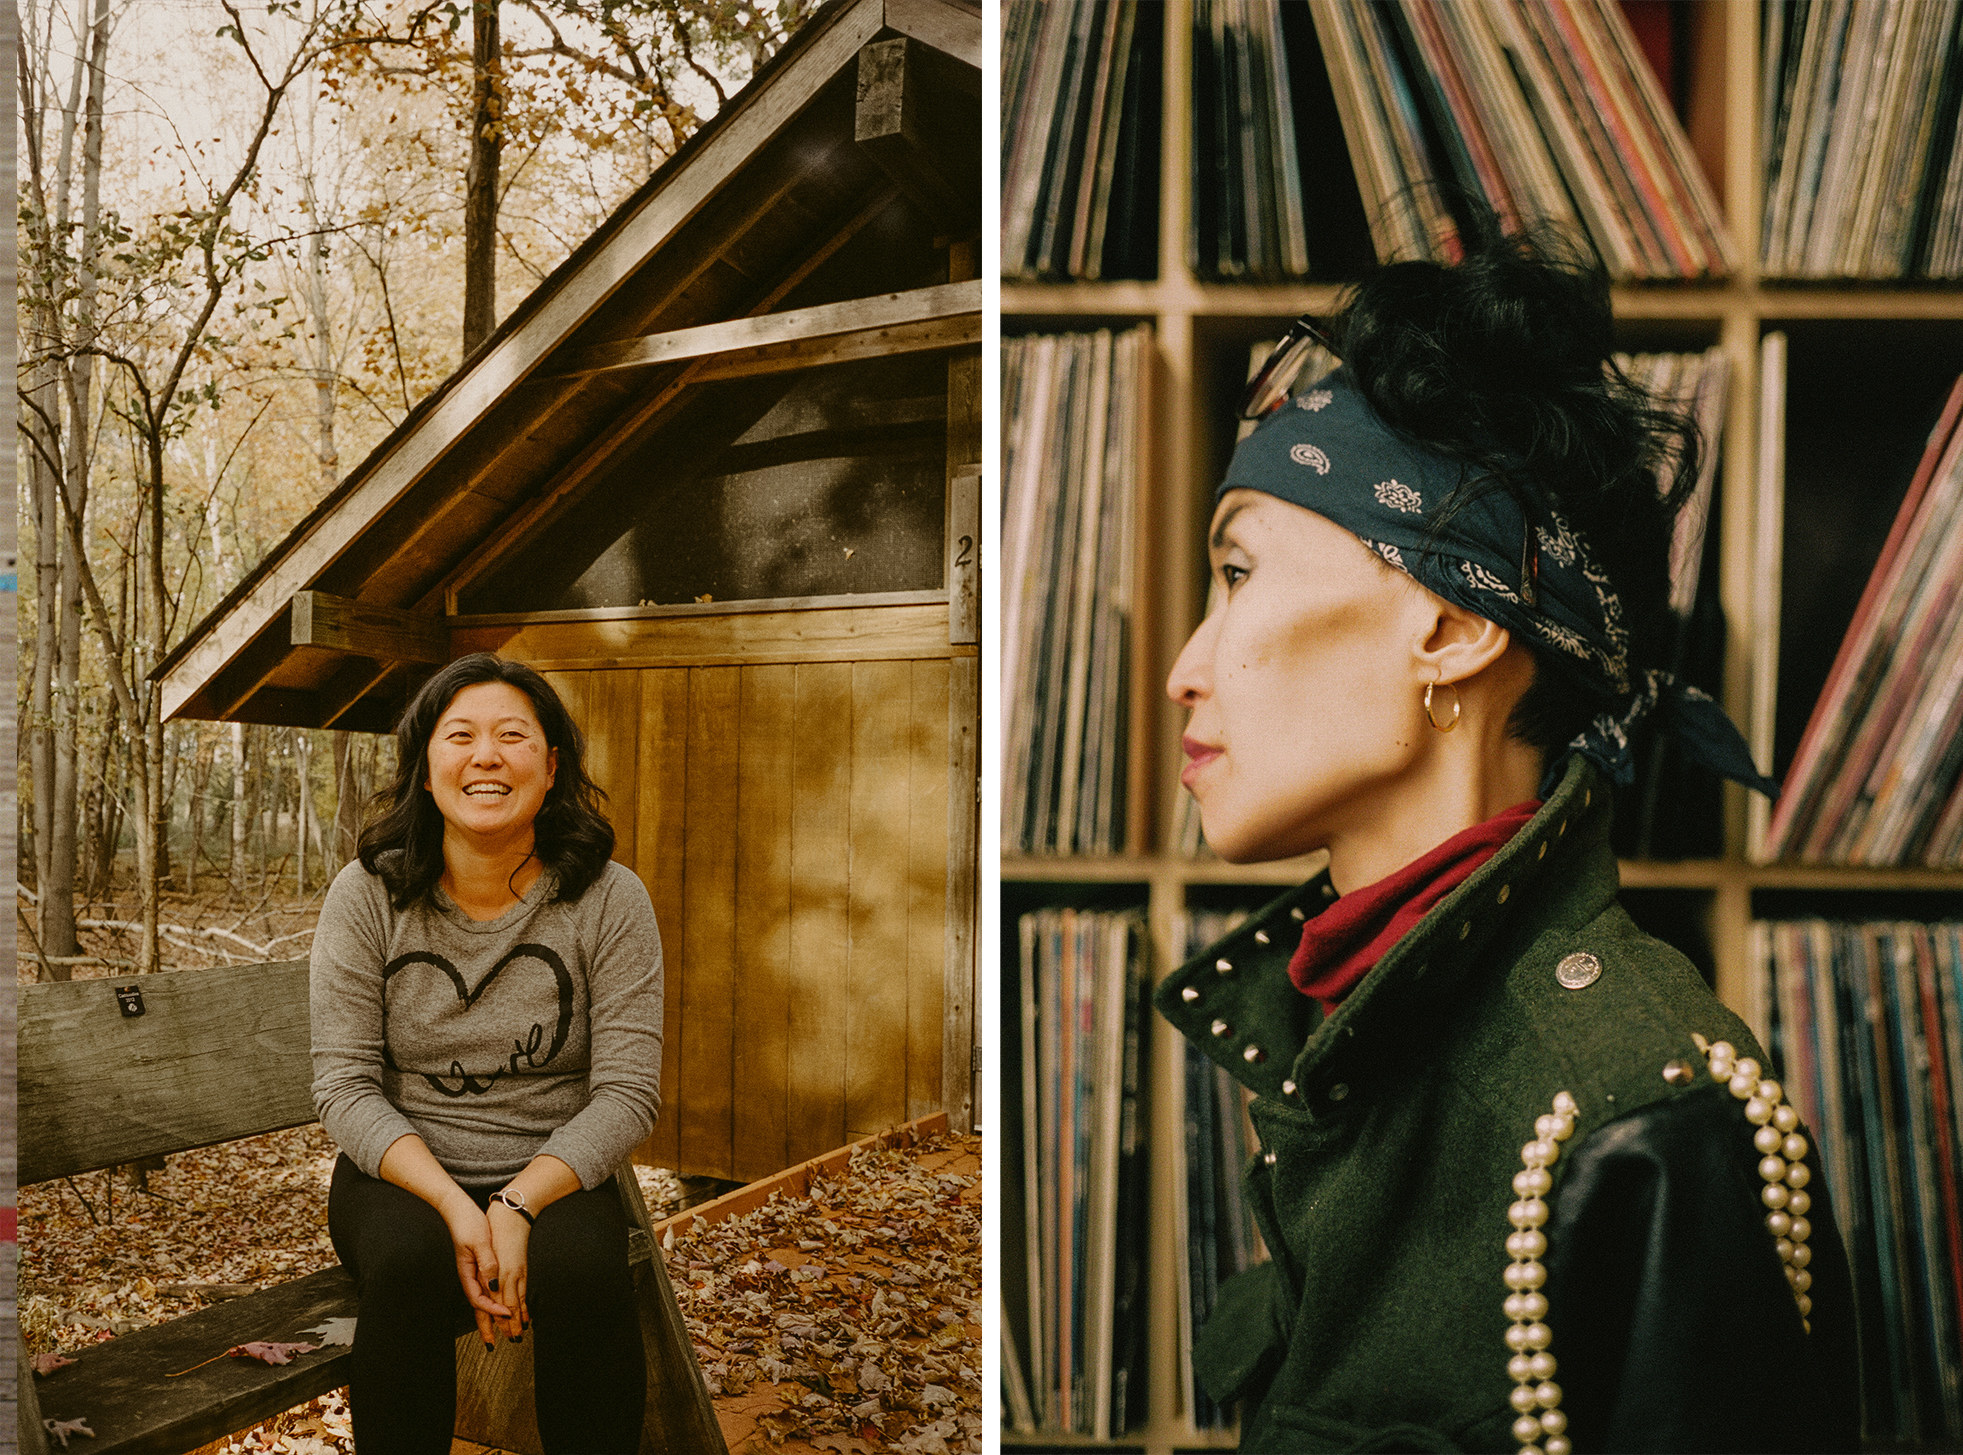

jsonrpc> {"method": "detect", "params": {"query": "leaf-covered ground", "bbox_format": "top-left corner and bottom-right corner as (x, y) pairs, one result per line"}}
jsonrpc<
(669, 1133), (982, 1453)
(21, 1124), (980, 1454)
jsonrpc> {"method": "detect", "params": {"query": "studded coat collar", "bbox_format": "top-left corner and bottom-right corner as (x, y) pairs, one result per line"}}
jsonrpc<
(1157, 757), (1609, 1120)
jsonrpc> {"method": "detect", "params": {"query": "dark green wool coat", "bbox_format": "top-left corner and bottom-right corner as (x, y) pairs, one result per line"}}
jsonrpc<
(1157, 760), (1860, 1454)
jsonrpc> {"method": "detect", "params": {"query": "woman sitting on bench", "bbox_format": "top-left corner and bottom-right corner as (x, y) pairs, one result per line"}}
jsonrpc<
(311, 653), (661, 1454)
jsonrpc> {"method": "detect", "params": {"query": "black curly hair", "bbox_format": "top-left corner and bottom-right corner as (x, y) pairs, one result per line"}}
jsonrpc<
(1331, 209), (1700, 759)
(357, 653), (615, 909)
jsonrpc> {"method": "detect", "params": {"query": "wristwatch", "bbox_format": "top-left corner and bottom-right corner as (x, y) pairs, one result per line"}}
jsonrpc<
(490, 1188), (534, 1225)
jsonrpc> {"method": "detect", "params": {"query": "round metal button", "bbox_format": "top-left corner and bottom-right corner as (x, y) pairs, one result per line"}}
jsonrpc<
(1556, 952), (1603, 990)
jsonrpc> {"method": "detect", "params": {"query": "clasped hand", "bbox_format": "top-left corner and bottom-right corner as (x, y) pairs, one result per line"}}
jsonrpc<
(444, 1194), (530, 1345)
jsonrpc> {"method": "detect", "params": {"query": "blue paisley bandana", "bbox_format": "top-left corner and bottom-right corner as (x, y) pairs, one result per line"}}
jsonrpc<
(1220, 366), (1776, 797)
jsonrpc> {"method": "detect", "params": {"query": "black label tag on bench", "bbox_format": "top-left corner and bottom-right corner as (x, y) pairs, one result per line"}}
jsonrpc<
(115, 985), (145, 1017)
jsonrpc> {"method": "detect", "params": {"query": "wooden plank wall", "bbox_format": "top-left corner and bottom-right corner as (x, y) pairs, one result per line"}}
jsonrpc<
(541, 653), (952, 1182)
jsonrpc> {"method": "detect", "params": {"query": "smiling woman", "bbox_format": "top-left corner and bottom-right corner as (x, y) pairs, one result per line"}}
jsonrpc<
(310, 653), (660, 1454)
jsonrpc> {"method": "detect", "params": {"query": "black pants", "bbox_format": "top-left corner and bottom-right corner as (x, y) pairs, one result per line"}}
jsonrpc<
(327, 1154), (646, 1455)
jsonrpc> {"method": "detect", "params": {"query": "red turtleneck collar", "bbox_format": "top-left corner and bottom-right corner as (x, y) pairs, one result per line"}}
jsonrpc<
(1287, 801), (1542, 1016)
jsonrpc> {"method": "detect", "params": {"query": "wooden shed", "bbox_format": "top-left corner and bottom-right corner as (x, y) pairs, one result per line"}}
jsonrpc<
(154, 0), (982, 1183)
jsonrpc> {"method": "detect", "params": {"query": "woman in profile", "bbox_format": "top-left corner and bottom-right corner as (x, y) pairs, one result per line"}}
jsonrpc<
(312, 653), (659, 1454)
(1159, 216), (1859, 1453)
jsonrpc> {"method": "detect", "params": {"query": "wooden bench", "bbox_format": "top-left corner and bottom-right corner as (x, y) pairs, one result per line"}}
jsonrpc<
(17, 960), (729, 1455)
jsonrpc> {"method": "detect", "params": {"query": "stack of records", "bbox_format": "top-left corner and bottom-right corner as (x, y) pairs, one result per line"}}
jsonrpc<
(1765, 377), (1963, 866)
(1189, 0), (1372, 279)
(1003, 327), (1150, 856)
(1003, 0), (1163, 280)
(1003, 907), (1150, 1438)
(1192, 0), (1732, 281)
(1757, 920), (1963, 1445)
(1612, 347), (1731, 859)
(1761, 0), (1963, 279)
(1175, 909), (1267, 1431)
(1615, 347), (1729, 616)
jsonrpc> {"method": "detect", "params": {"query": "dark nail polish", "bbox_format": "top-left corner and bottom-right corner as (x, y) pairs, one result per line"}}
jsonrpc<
(488, 1279), (498, 1291)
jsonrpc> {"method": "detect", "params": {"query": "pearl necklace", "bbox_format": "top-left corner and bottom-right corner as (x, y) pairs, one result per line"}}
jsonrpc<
(1503, 1089), (1576, 1455)
(1693, 1034), (1816, 1330)
(1502, 1041), (1819, 1455)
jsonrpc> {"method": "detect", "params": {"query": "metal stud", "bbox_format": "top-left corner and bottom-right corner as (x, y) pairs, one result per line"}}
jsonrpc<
(1323, 883), (1337, 899)
(1328, 1083), (1349, 1102)
(1254, 929), (1271, 946)
(1662, 1059), (1694, 1086)
(1210, 1019), (1231, 1038)
(1243, 1044), (1266, 1064)
(1291, 906), (1307, 921)
(1555, 952), (1602, 990)
(1281, 1079), (1297, 1097)
(1537, 842), (1548, 860)
(1181, 986), (1200, 1003)
(1262, 1150), (1277, 1166)
(1459, 921), (1473, 940)
(1498, 884), (1511, 904)
(1215, 957), (1234, 975)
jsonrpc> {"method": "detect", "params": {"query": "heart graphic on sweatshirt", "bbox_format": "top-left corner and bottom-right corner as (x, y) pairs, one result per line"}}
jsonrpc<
(381, 943), (575, 1097)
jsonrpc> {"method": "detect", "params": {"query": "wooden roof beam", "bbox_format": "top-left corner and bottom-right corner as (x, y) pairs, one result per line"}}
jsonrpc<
(549, 279), (980, 381)
(854, 38), (979, 226)
(290, 591), (448, 665)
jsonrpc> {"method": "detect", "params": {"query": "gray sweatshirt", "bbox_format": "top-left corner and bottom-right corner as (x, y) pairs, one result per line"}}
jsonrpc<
(310, 858), (663, 1190)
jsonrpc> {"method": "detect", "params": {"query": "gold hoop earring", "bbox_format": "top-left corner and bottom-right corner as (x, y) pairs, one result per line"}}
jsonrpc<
(1424, 680), (1461, 733)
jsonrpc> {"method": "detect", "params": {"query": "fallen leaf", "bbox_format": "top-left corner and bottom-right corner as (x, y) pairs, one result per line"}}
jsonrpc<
(168, 1339), (318, 1377)
(299, 1317), (356, 1347)
(44, 1417), (94, 1447)
(32, 1352), (77, 1375)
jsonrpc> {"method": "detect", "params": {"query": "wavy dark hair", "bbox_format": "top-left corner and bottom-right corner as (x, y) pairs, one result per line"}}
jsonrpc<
(1331, 208), (1699, 759)
(357, 654), (615, 909)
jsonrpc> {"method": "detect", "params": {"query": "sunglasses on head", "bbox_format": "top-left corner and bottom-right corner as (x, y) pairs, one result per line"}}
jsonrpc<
(1239, 316), (1342, 420)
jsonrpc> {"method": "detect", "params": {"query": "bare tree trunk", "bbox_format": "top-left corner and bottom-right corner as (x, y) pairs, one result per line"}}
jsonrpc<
(295, 730), (309, 894)
(332, 729), (359, 869)
(81, 687), (118, 902)
(300, 162), (341, 493)
(463, 0), (501, 354)
(22, 0), (94, 948)
(187, 731), (211, 893)
(53, 0), (115, 957)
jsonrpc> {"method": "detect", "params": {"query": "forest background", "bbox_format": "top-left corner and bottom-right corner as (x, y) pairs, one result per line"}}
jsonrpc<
(18, 0), (821, 977)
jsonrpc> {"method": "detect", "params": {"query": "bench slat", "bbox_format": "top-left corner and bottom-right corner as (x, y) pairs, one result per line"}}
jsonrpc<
(20, 962), (315, 1183)
(32, 1268), (356, 1455)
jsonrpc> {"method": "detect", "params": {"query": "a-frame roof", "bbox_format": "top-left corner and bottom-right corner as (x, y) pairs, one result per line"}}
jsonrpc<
(158, 0), (979, 729)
